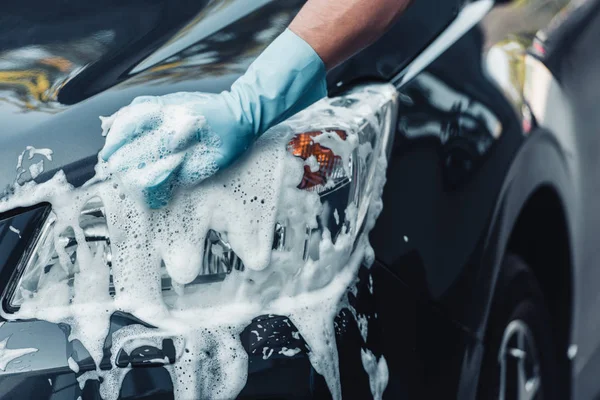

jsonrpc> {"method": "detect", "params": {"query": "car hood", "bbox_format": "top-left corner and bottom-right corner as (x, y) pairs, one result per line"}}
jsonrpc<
(0, 0), (457, 199)
(0, 0), (306, 194)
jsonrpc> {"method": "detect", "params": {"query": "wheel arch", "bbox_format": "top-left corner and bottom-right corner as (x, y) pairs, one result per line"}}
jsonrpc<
(459, 127), (576, 399)
(506, 184), (572, 360)
(504, 184), (573, 397)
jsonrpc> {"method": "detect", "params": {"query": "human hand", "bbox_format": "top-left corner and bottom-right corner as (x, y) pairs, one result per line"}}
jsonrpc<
(100, 29), (326, 209)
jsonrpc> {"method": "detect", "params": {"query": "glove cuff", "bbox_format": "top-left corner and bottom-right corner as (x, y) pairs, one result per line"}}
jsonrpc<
(227, 28), (328, 136)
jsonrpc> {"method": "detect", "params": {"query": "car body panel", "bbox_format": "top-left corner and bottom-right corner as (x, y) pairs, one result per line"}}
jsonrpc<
(0, 1), (461, 398)
(0, 0), (460, 192)
(371, 0), (595, 397)
(540, 2), (600, 397)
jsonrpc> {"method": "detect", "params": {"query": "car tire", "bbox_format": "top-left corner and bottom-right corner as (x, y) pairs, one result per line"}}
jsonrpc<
(478, 253), (561, 400)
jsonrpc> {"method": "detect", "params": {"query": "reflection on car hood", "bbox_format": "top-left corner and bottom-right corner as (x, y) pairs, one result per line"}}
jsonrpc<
(0, 0), (305, 195)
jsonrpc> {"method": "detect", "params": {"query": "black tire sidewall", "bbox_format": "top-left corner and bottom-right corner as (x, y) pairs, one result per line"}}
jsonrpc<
(478, 254), (560, 400)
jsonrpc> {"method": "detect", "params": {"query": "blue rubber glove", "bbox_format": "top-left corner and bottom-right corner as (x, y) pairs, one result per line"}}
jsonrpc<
(100, 29), (327, 208)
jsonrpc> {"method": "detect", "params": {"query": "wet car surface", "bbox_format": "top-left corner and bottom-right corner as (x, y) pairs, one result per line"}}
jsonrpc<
(1, 0), (600, 399)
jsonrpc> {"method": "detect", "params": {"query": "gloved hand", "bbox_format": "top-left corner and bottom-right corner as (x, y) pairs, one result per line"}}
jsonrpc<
(99, 29), (327, 209)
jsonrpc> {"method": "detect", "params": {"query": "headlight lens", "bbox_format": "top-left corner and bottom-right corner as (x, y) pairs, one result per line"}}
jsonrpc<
(2, 83), (398, 312)
(287, 130), (350, 193)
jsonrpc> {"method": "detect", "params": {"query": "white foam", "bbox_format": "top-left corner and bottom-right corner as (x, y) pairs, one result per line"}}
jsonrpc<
(568, 344), (578, 359)
(0, 84), (396, 400)
(15, 146), (53, 184)
(25, 146), (53, 162)
(0, 336), (38, 371)
(360, 349), (389, 400)
(29, 160), (45, 179)
(9, 226), (21, 238)
(313, 130), (357, 177)
(357, 314), (368, 342)
(304, 155), (320, 173)
(279, 347), (301, 357)
(68, 356), (80, 373)
(250, 330), (262, 341)
(262, 347), (273, 360)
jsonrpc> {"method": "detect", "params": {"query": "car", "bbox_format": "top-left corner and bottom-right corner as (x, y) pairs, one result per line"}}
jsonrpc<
(0, 0), (599, 398)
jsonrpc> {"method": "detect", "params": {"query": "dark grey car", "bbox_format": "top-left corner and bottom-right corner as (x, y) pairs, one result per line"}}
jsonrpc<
(1, 0), (600, 399)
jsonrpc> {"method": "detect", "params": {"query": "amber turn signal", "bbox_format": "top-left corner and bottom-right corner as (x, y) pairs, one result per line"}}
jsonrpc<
(287, 130), (347, 190)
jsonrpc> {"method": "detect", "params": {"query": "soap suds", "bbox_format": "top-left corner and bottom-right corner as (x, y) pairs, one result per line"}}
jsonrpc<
(29, 160), (45, 179)
(313, 130), (357, 177)
(0, 336), (38, 371)
(0, 84), (397, 400)
(25, 146), (53, 161)
(568, 344), (578, 359)
(250, 330), (262, 341)
(357, 314), (369, 342)
(9, 226), (21, 238)
(279, 347), (301, 357)
(262, 347), (274, 360)
(361, 349), (389, 400)
(15, 146), (53, 183)
(16, 146), (53, 170)
(304, 155), (320, 173)
(68, 356), (80, 373)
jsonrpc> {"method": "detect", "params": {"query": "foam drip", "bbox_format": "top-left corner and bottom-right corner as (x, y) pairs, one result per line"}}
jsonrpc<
(0, 85), (396, 399)
(361, 349), (389, 400)
(0, 335), (38, 371)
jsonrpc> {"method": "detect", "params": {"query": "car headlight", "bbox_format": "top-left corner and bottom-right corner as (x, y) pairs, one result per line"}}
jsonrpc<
(1, 83), (398, 313)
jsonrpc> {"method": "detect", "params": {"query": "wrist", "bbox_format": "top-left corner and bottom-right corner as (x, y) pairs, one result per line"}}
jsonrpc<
(226, 29), (327, 137)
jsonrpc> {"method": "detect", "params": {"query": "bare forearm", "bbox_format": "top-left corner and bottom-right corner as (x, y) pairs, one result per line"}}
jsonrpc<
(289, 0), (412, 70)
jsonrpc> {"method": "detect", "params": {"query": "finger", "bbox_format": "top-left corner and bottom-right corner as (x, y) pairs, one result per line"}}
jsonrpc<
(160, 94), (221, 152)
(177, 143), (220, 187)
(99, 114), (117, 137)
(100, 103), (162, 161)
(166, 109), (208, 152)
(100, 119), (138, 161)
